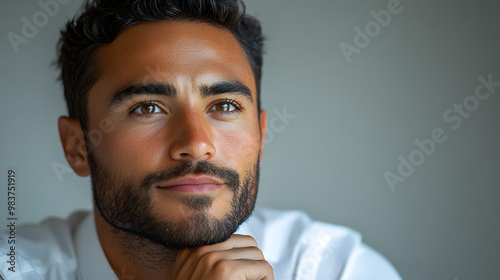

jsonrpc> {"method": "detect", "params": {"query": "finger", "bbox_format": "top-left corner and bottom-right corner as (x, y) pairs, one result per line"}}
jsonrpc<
(214, 234), (259, 249)
(211, 259), (274, 280)
(199, 246), (266, 265)
(200, 234), (259, 253)
(178, 247), (266, 278)
(173, 248), (192, 271)
(174, 235), (259, 271)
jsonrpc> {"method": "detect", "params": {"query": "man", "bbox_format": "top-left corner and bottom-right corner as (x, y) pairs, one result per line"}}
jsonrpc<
(1, 0), (400, 279)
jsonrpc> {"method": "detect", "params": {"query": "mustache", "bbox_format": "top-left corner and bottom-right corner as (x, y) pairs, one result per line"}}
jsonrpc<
(141, 160), (240, 192)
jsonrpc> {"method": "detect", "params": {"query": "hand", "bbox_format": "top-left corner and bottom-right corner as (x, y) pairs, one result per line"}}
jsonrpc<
(171, 234), (274, 280)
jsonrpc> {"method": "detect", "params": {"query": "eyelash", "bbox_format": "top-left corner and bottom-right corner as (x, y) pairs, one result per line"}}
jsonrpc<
(210, 99), (244, 115)
(129, 100), (164, 117)
(128, 99), (244, 117)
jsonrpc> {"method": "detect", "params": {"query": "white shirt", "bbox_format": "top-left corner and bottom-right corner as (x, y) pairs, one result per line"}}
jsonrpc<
(1, 208), (401, 280)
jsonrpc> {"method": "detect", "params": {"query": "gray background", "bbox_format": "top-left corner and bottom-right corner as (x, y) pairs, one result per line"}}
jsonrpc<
(1, 0), (499, 279)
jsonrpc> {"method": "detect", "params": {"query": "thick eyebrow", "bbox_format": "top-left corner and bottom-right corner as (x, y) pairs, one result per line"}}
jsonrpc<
(108, 80), (253, 109)
(109, 83), (177, 108)
(200, 81), (253, 103)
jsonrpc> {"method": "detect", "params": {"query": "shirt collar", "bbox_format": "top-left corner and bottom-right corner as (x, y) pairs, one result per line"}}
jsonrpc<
(72, 210), (257, 280)
(74, 211), (119, 280)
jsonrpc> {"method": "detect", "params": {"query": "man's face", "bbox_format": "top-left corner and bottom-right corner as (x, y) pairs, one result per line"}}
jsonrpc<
(84, 20), (266, 248)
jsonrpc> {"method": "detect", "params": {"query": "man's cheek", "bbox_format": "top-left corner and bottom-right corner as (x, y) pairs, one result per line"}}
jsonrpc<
(98, 132), (161, 170)
(217, 128), (259, 164)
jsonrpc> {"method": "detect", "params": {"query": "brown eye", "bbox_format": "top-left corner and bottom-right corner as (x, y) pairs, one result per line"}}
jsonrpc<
(133, 103), (163, 115)
(141, 105), (155, 114)
(216, 103), (232, 111)
(209, 100), (240, 113)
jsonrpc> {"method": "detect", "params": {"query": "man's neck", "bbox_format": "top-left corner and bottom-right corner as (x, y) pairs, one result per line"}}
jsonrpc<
(93, 209), (178, 280)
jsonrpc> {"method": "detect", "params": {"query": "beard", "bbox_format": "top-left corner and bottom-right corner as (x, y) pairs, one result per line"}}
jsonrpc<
(88, 151), (260, 249)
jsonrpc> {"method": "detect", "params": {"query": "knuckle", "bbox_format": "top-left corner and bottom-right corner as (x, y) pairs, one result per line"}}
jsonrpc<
(240, 234), (258, 246)
(212, 259), (233, 276)
(260, 260), (274, 274)
(190, 250), (206, 263)
(201, 251), (220, 265)
(248, 246), (265, 259)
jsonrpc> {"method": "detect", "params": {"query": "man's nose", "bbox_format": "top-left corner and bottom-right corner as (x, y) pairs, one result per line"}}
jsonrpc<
(168, 111), (216, 162)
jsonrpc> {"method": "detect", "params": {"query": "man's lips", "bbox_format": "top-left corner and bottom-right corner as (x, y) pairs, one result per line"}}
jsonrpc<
(156, 176), (224, 193)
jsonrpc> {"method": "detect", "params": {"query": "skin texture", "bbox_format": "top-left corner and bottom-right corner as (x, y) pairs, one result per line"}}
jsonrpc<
(58, 20), (271, 279)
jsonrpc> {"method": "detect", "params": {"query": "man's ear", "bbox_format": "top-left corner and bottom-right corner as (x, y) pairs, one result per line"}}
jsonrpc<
(58, 116), (90, 177)
(258, 110), (268, 160)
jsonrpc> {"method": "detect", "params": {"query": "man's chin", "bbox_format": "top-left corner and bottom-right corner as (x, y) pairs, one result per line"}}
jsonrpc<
(178, 194), (215, 212)
(137, 210), (240, 249)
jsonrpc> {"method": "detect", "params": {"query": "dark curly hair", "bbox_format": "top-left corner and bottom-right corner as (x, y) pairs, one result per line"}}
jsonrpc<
(57, 0), (264, 129)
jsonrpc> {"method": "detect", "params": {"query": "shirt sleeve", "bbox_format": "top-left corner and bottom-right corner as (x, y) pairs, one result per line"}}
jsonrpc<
(0, 212), (88, 280)
(339, 244), (402, 280)
(0, 245), (41, 280)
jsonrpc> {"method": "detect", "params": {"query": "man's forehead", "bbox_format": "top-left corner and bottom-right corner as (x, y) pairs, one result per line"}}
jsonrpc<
(96, 20), (251, 75)
(110, 21), (237, 55)
(92, 20), (256, 97)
